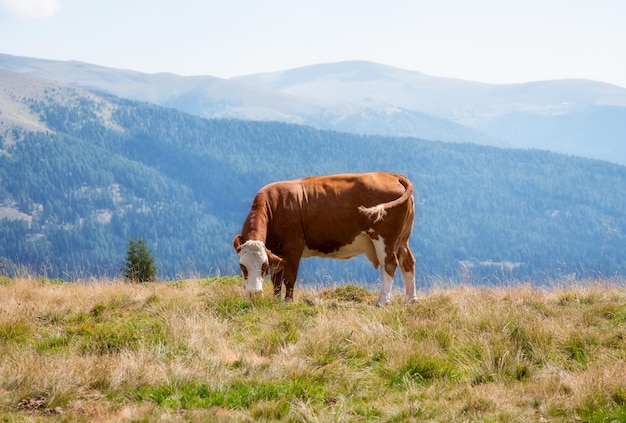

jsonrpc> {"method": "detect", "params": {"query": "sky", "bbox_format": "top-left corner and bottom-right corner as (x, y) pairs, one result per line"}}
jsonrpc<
(1, 0), (626, 88)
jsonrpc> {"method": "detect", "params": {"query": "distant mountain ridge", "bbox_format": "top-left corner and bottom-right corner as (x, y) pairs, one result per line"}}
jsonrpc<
(238, 60), (626, 116)
(4, 53), (626, 163)
(0, 54), (495, 145)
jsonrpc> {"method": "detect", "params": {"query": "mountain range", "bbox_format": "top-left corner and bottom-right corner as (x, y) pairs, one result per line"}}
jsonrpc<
(2, 53), (626, 165)
(1, 55), (626, 284)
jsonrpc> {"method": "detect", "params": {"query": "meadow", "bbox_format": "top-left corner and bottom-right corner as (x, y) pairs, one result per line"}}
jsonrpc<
(1, 275), (626, 422)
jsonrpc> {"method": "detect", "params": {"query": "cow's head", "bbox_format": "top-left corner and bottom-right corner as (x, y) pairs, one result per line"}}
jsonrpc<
(233, 235), (283, 296)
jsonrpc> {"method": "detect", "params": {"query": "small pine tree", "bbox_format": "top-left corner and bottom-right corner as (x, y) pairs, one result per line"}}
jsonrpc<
(121, 238), (157, 283)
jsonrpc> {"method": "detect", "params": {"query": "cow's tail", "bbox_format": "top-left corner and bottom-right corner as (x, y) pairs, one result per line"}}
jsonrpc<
(358, 174), (414, 223)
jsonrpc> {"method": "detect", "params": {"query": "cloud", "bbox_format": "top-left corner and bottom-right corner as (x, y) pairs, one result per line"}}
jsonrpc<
(0, 0), (61, 19)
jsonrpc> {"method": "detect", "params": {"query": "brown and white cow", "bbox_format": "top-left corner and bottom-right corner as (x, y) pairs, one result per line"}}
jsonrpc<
(233, 172), (417, 306)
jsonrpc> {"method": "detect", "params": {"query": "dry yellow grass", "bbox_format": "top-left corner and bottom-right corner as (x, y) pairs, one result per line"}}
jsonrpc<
(1, 275), (625, 422)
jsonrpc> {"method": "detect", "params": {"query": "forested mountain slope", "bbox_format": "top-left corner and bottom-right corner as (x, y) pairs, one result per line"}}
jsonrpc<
(1, 70), (625, 284)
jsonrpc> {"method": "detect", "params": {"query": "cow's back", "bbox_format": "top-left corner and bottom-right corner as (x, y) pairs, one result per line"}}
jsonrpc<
(262, 172), (412, 256)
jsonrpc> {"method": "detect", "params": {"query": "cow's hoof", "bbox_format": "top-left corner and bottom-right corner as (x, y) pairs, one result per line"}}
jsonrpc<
(375, 300), (389, 307)
(406, 297), (419, 304)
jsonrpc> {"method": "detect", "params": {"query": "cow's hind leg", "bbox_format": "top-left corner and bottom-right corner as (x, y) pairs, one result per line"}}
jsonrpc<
(377, 269), (395, 307)
(372, 237), (396, 306)
(399, 242), (418, 303)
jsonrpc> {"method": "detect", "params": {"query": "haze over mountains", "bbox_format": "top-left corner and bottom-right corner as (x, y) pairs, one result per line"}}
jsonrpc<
(2, 53), (626, 165)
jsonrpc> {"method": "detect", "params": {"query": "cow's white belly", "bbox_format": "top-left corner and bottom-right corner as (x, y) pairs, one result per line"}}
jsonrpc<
(302, 232), (375, 260)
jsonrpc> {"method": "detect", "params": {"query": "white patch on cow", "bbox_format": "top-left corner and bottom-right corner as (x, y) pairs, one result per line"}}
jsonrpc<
(371, 236), (387, 265)
(238, 240), (268, 294)
(302, 232), (374, 260)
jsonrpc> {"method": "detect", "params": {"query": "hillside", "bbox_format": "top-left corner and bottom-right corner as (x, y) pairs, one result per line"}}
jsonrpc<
(1, 69), (626, 282)
(5, 54), (626, 164)
(1, 276), (626, 422)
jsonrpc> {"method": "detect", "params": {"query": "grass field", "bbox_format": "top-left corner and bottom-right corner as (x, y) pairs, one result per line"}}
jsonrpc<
(1, 275), (626, 422)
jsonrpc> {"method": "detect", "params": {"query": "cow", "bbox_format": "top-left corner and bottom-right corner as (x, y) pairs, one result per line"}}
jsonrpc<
(233, 172), (417, 306)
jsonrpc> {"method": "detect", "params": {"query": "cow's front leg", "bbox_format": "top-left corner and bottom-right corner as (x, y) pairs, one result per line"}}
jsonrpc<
(271, 269), (284, 298)
(270, 259), (299, 300)
(281, 257), (301, 301)
(285, 281), (295, 300)
(283, 270), (298, 301)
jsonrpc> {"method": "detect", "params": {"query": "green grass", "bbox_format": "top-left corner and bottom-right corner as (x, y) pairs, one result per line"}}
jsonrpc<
(1, 277), (626, 421)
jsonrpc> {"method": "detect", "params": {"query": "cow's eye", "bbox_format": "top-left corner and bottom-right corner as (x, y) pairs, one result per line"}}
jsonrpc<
(239, 264), (248, 279)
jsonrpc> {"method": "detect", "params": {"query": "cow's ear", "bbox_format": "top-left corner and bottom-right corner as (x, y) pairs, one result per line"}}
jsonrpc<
(266, 249), (284, 271)
(233, 234), (243, 253)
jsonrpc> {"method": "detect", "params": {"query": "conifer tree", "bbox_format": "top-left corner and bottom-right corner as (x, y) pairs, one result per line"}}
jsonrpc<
(121, 238), (157, 282)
